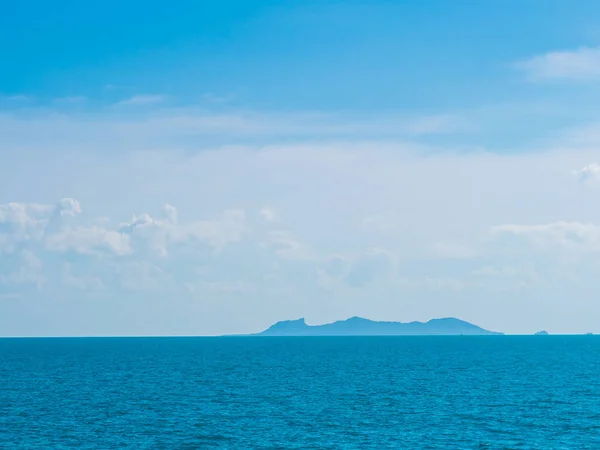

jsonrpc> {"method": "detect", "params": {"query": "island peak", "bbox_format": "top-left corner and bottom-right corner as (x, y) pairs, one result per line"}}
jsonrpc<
(249, 316), (502, 336)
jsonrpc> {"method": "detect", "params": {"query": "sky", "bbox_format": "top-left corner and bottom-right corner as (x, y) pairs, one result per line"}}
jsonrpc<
(3, 1), (600, 336)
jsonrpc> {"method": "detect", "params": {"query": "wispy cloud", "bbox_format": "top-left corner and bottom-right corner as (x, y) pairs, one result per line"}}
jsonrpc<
(201, 92), (236, 104)
(517, 46), (600, 81)
(54, 96), (88, 104)
(0, 107), (472, 155)
(113, 94), (167, 107)
(0, 95), (33, 103)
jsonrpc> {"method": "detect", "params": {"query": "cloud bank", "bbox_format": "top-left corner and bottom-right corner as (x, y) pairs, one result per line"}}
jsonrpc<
(3, 86), (600, 336)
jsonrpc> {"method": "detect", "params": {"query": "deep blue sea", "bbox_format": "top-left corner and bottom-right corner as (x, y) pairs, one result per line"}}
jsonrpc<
(1, 336), (600, 449)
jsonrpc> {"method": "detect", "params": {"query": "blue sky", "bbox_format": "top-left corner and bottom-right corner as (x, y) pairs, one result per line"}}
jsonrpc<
(3, 1), (600, 335)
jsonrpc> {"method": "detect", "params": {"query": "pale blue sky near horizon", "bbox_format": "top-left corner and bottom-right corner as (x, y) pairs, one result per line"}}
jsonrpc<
(3, 0), (600, 336)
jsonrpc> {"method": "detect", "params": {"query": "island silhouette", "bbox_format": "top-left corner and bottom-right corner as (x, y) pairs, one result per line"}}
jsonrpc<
(247, 317), (503, 336)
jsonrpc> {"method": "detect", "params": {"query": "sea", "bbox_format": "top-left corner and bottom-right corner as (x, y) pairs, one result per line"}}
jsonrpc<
(1, 336), (599, 449)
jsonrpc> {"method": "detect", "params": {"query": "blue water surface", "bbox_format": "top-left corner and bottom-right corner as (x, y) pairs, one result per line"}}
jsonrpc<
(1, 336), (600, 448)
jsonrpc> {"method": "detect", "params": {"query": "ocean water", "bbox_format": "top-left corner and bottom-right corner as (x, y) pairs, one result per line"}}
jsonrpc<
(1, 336), (600, 449)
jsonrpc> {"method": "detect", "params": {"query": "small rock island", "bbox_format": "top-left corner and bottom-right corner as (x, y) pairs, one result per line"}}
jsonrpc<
(534, 330), (549, 336)
(248, 316), (503, 336)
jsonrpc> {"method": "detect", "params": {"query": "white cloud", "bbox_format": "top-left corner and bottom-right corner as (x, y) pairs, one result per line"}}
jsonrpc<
(518, 46), (600, 81)
(0, 197), (122, 257)
(259, 207), (277, 222)
(162, 204), (178, 224)
(490, 222), (600, 252)
(120, 207), (245, 256)
(573, 163), (600, 184)
(0, 202), (53, 227)
(0, 198), (244, 263)
(266, 230), (314, 261)
(0, 200), (73, 252)
(178, 209), (246, 248)
(45, 226), (132, 256)
(56, 198), (82, 216)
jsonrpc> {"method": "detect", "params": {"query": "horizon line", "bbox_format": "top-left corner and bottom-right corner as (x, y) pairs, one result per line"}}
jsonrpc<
(0, 333), (595, 339)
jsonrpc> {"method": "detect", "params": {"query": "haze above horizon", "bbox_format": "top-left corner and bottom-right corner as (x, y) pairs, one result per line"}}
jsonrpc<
(3, 1), (600, 336)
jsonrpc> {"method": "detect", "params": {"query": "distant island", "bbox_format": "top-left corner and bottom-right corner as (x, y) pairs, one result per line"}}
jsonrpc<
(534, 330), (549, 336)
(248, 317), (503, 336)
